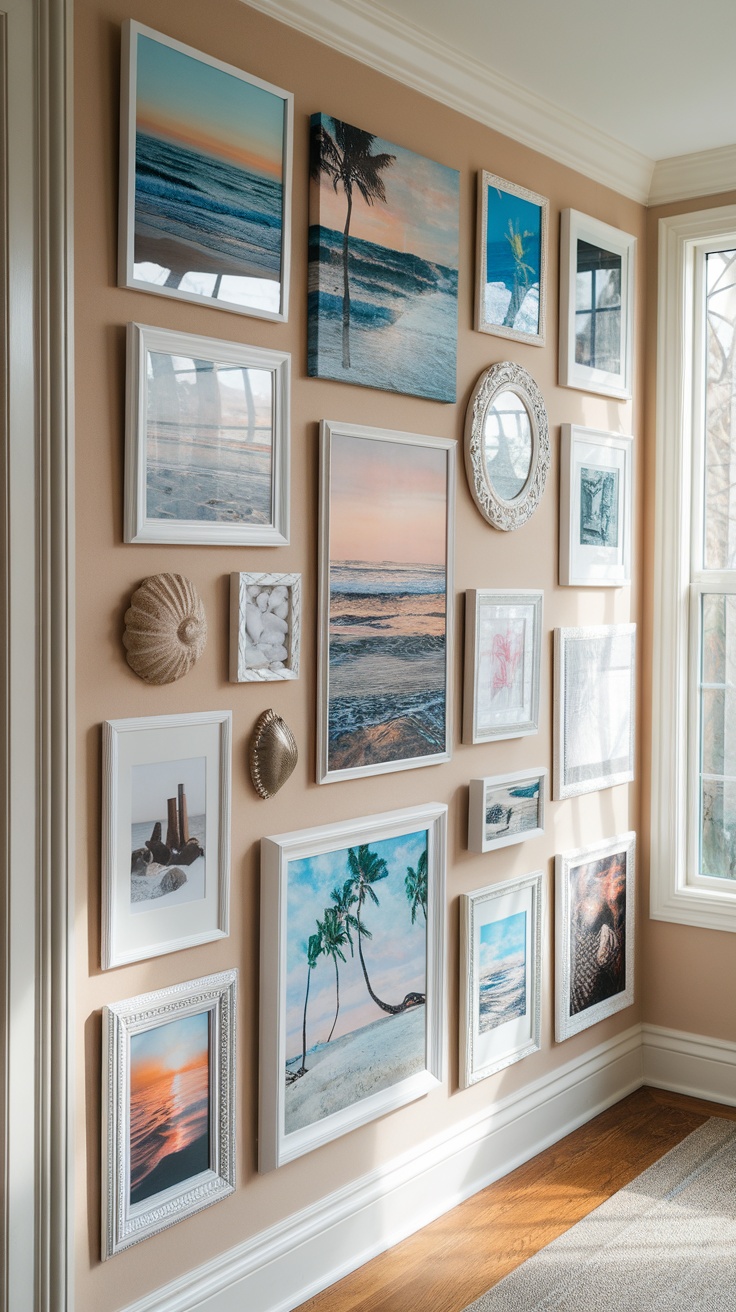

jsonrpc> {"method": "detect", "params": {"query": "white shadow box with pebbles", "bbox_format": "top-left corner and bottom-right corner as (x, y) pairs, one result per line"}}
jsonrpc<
(230, 572), (301, 681)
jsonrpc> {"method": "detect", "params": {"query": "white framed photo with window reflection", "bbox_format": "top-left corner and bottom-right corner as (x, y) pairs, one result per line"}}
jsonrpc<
(554, 624), (635, 800)
(559, 210), (636, 400)
(559, 425), (633, 586)
(124, 323), (290, 545)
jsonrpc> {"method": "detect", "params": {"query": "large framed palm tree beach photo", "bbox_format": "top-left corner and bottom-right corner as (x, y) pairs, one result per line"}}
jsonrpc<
(259, 804), (446, 1171)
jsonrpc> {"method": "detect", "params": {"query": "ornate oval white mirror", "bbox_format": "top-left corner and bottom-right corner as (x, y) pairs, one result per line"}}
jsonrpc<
(464, 361), (550, 530)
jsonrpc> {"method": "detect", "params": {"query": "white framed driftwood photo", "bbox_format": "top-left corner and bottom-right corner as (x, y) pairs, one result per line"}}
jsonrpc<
(259, 803), (447, 1171)
(463, 589), (543, 744)
(459, 872), (543, 1088)
(102, 969), (237, 1258)
(553, 625), (635, 800)
(229, 571), (301, 681)
(559, 425), (633, 587)
(559, 209), (636, 399)
(101, 710), (231, 969)
(468, 768), (547, 854)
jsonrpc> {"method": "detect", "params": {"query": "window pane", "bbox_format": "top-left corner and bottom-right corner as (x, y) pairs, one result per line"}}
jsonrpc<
(701, 778), (736, 880)
(703, 249), (736, 569)
(699, 593), (736, 876)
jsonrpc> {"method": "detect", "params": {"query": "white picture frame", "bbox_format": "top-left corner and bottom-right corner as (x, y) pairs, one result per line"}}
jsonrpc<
(317, 420), (455, 785)
(555, 833), (635, 1042)
(559, 209), (636, 399)
(259, 803), (447, 1171)
(459, 872), (543, 1088)
(101, 710), (231, 970)
(553, 625), (636, 800)
(559, 425), (633, 587)
(468, 768), (547, 854)
(102, 969), (237, 1258)
(463, 589), (543, 744)
(476, 171), (548, 347)
(124, 323), (290, 546)
(119, 20), (293, 321)
(229, 572), (301, 681)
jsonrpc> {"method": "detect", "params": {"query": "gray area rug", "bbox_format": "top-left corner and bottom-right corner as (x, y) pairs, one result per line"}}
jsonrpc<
(464, 1117), (736, 1311)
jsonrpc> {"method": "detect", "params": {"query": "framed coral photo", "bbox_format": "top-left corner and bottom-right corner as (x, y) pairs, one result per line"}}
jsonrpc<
(463, 589), (543, 744)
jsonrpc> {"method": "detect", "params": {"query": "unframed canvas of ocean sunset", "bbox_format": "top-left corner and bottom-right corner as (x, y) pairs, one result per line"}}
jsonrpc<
(121, 23), (291, 317)
(321, 426), (453, 781)
(308, 113), (459, 401)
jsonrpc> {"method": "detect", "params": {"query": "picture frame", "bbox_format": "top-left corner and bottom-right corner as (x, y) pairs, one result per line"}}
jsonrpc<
(463, 589), (543, 744)
(553, 625), (636, 800)
(102, 969), (237, 1258)
(555, 832), (635, 1041)
(259, 803), (447, 1171)
(308, 112), (459, 402)
(464, 361), (550, 532)
(119, 20), (293, 321)
(559, 209), (636, 399)
(101, 710), (231, 970)
(318, 420), (455, 784)
(229, 572), (301, 681)
(468, 768), (547, 854)
(559, 424), (633, 587)
(476, 171), (548, 346)
(460, 871), (543, 1088)
(124, 323), (290, 546)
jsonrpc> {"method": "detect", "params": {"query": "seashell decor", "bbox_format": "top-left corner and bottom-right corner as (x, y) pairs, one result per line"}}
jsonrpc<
(249, 708), (298, 798)
(123, 573), (207, 685)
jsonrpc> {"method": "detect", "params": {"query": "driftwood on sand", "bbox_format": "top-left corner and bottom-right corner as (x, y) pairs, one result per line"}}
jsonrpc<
(131, 783), (204, 900)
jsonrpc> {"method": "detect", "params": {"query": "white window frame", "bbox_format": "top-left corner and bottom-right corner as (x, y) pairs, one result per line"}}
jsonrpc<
(651, 204), (736, 931)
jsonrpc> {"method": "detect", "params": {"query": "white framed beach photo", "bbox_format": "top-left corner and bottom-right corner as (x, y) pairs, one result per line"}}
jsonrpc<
(553, 625), (636, 800)
(559, 425), (633, 587)
(459, 872), (543, 1088)
(101, 710), (231, 969)
(559, 209), (636, 399)
(124, 323), (290, 545)
(259, 803), (447, 1171)
(119, 21), (293, 321)
(463, 589), (543, 744)
(468, 768), (547, 854)
(229, 571), (301, 681)
(476, 171), (548, 347)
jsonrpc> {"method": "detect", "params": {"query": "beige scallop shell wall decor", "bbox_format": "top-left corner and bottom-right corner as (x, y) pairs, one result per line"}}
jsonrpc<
(249, 709), (298, 798)
(123, 573), (207, 685)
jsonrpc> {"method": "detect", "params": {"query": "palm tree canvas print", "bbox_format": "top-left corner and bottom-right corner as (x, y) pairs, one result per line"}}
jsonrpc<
(308, 113), (459, 402)
(476, 172), (548, 347)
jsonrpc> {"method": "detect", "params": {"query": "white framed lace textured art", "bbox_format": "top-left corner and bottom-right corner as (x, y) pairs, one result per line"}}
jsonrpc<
(553, 624), (635, 800)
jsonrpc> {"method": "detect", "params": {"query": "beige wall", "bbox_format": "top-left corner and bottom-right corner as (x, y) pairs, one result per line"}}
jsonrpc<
(74, 0), (646, 1306)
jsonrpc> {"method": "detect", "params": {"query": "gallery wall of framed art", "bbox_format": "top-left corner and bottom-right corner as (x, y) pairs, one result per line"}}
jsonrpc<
(71, 0), (647, 1303)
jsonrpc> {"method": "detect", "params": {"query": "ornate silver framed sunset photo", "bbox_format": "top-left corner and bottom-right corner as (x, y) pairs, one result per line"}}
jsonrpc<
(463, 589), (543, 744)
(559, 425), (633, 587)
(464, 361), (550, 531)
(559, 210), (636, 399)
(553, 624), (636, 800)
(476, 171), (548, 347)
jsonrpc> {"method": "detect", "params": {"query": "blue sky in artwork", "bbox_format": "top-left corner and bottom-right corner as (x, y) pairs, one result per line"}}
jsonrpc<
(485, 187), (541, 288)
(480, 911), (526, 973)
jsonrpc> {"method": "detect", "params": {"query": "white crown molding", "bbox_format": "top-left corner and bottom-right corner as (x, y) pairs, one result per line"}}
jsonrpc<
(242, 0), (654, 204)
(649, 144), (736, 207)
(642, 1025), (736, 1106)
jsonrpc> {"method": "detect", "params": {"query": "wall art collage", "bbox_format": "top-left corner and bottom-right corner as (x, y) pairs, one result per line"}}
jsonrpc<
(100, 18), (638, 1257)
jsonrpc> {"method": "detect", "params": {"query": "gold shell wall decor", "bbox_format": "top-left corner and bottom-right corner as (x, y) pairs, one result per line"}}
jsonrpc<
(249, 709), (298, 798)
(123, 573), (207, 685)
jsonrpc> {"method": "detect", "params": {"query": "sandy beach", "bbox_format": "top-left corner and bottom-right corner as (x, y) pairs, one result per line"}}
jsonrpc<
(285, 1004), (425, 1134)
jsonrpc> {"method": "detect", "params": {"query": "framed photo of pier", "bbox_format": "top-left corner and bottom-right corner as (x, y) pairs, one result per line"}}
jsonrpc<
(259, 803), (446, 1170)
(476, 172), (548, 346)
(463, 589), (543, 744)
(468, 768), (547, 854)
(559, 209), (636, 399)
(317, 420), (455, 785)
(559, 425), (633, 587)
(459, 872), (543, 1088)
(101, 710), (231, 969)
(124, 323), (290, 546)
(119, 21), (293, 321)
(102, 969), (237, 1257)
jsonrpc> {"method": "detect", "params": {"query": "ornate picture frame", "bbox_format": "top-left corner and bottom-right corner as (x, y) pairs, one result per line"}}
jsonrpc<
(553, 624), (636, 800)
(463, 589), (543, 744)
(476, 171), (548, 347)
(559, 425), (633, 587)
(464, 361), (550, 531)
(229, 572), (301, 681)
(559, 209), (636, 399)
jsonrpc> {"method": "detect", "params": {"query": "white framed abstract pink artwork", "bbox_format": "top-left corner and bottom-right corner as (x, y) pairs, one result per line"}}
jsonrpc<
(463, 590), (543, 743)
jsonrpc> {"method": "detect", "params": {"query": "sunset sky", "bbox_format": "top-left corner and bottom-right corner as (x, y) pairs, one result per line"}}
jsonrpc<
(130, 1011), (209, 1094)
(129, 1012), (210, 1198)
(330, 433), (448, 566)
(136, 32), (285, 180)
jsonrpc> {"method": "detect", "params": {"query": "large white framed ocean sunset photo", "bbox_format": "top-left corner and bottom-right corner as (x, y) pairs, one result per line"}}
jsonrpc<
(652, 204), (736, 932)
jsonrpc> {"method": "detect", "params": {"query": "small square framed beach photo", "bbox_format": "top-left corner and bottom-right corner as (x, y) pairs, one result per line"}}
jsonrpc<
(559, 209), (636, 399)
(476, 171), (548, 346)
(559, 425), (633, 587)
(463, 589), (543, 744)
(468, 768), (547, 854)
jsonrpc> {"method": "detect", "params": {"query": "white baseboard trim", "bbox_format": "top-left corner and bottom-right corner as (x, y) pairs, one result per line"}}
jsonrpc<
(642, 1024), (736, 1107)
(123, 1024), (643, 1312)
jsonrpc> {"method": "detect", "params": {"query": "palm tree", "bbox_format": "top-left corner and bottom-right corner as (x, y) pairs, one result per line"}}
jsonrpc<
(405, 848), (428, 924)
(329, 879), (360, 952)
(346, 845), (425, 1015)
(311, 118), (395, 368)
(503, 219), (535, 328)
(320, 906), (350, 1043)
(297, 929), (323, 1076)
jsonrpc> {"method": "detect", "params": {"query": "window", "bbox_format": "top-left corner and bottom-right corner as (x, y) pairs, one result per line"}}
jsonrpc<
(651, 206), (736, 930)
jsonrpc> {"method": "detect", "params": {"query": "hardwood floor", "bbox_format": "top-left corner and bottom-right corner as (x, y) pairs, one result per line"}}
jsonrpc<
(296, 1087), (736, 1312)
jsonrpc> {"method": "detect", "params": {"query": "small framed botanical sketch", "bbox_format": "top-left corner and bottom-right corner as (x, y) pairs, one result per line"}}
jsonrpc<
(559, 209), (636, 399)
(553, 625), (635, 800)
(463, 589), (543, 744)
(476, 171), (548, 346)
(259, 803), (446, 1170)
(102, 969), (237, 1258)
(125, 323), (290, 546)
(459, 872), (543, 1088)
(119, 21), (293, 321)
(468, 768), (547, 854)
(559, 425), (633, 587)
(555, 832), (635, 1042)
(102, 710), (231, 969)
(229, 572), (301, 681)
